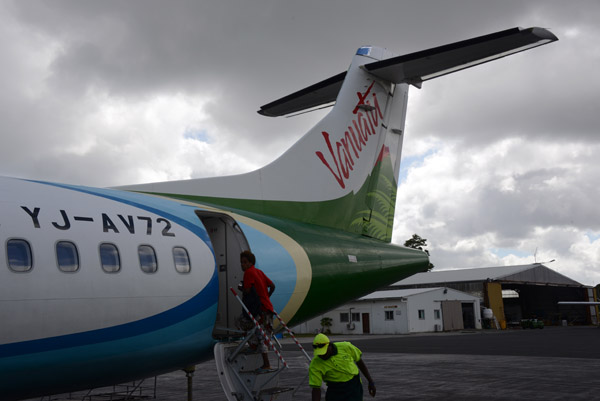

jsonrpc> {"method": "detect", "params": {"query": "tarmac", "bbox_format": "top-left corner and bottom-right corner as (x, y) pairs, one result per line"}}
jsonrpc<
(27, 326), (600, 400)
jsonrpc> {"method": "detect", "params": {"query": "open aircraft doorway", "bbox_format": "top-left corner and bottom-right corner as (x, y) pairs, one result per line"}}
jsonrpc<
(197, 211), (250, 338)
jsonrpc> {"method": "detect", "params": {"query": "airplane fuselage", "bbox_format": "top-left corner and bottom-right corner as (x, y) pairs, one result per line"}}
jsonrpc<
(0, 177), (219, 397)
(0, 177), (426, 399)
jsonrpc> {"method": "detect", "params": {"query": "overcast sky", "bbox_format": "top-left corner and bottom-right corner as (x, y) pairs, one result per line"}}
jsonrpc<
(2, 1), (599, 285)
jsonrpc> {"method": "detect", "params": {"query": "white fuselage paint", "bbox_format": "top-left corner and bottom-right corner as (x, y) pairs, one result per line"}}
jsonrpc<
(119, 49), (407, 204)
(0, 177), (215, 345)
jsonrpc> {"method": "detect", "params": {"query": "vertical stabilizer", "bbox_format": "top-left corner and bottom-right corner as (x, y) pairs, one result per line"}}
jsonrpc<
(253, 47), (408, 241)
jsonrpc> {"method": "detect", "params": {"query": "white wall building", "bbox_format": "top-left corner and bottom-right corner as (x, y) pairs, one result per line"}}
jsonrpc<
(292, 287), (481, 335)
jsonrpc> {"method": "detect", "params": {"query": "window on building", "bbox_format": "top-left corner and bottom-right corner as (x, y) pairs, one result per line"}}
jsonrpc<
(340, 312), (349, 323)
(100, 243), (121, 273)
(56, 241), (79, 272)
(418, 309), (425, 320)
(173, 247), (191, 273)
(434, 309), (441, 320)
(138, 245), (158, 273)
(351, 313), (361, 322)
(385, 310), (394, 320)
(7, 239), (33, 272)
(502, 289), (519, 298)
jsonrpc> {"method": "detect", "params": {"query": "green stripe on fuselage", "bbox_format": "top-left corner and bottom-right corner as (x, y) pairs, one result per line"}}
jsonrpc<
(138, 193), (428, 326)
(166, 155), (397, 243)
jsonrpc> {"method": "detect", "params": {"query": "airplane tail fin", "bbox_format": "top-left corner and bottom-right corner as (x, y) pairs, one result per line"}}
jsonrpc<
(122, 27), (557, 242)
(253, 46), (409, 241)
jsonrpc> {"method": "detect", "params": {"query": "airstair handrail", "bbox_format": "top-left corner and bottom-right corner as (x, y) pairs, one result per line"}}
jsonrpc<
(229, 287), (288, 368)
(271, 311), (311, 361)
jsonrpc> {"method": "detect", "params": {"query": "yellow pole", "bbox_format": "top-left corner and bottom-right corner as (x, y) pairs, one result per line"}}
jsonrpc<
(486, 282), (506, 329)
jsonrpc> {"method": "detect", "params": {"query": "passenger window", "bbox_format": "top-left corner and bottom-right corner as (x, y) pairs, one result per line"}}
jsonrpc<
(173, 247), (191, 273)
(100, 243), (121, 273)
(7, 239), (33, 272)
(56, 241), (80, 272)
(138, 245), (158, 273)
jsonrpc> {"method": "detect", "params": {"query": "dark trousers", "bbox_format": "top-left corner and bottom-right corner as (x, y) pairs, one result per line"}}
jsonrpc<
(326, 375), (363, 401)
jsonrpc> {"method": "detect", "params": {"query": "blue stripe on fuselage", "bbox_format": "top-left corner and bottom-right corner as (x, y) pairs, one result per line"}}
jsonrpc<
(0, 302), (219, 399)
(236, 221), (296, 313)
(0, 269), (218, 358)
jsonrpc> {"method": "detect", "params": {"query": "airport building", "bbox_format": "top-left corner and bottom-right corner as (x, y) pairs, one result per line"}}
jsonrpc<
(293, 263), (598, 335)
(386, 263), (598, 328)
(292, 287), (482, 335)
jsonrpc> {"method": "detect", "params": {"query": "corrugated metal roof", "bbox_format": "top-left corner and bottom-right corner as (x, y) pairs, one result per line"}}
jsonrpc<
(359, 286), (481, 301)
(359, 287), (442, 300)
(392, 263), (583, 287)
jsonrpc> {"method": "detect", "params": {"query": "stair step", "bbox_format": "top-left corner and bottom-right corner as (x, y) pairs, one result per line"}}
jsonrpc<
(240, 346), (260, 355)
(240, 367), (278, 375)
(259, 386), (294, 396)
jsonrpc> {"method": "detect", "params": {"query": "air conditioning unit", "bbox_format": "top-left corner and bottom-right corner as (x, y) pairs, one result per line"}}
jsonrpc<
(346, 323), (356, 331)
(434, 324), (442, 332)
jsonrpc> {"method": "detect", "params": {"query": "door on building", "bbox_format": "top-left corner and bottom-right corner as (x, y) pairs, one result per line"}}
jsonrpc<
(197, 211), (250, 338)
(461, 302), (476, 329)
(441, 300), (464, 331)
(362, 313), (370, 334)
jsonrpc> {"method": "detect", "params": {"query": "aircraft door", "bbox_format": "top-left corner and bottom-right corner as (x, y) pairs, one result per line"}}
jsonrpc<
(196, 212), (250, 338)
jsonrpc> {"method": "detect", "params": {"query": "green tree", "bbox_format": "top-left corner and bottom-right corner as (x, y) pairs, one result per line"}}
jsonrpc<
(320, 317), (333, 334)
(404, 233), (435, 271)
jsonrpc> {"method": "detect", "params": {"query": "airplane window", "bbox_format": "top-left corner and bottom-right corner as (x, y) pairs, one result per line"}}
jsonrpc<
(100, 243), (121, 273)
(173, 247), (191, 273)
(138, 245), (158, 273)
(56, 241), (80, 272)
(7, 239), (33, 272)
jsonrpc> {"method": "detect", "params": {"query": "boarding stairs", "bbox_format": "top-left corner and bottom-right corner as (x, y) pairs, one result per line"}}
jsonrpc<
(38, 378), (157, 401)
(214, 288), (311, 401)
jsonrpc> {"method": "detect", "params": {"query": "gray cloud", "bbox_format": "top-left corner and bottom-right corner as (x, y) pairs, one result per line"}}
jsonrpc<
(2, 0), (599, 283)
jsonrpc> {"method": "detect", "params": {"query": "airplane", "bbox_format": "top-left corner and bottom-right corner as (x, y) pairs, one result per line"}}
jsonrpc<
(0, 26), (557, 400)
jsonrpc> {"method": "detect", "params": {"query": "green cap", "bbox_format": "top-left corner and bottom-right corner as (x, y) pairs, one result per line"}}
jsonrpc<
(312, 333), (330, 356)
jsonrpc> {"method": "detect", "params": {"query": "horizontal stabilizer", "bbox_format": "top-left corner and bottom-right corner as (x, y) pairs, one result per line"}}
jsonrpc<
(258, 71), (346, 117)
(364, 27), (558, 86)
(258, 27), (557, 117)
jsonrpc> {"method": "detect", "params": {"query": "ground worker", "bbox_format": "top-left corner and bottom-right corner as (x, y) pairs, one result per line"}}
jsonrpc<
(309, 333), (376, 401)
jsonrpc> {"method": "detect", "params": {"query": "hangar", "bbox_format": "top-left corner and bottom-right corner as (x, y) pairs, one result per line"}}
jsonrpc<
(387, 263), (598, 328)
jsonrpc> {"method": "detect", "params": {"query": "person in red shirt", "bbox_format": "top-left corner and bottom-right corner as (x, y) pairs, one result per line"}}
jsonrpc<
(240, 250), (276, 370)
